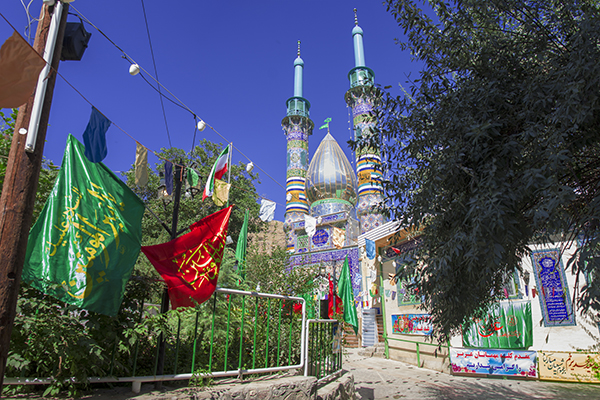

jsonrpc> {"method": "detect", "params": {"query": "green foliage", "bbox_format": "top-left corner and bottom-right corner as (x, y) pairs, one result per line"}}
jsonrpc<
(0, 109), (59, 224)
(122, 139), (264, 297)
(364, 0), (600, 340)
(6, 135), (314, 396)
(245, 244), (316, 297)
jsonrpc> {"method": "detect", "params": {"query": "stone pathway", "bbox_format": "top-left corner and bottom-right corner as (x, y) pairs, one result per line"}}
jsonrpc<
(343, 348), (600, 399)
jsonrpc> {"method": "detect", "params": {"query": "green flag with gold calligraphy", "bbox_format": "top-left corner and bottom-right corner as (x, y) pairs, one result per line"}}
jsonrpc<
(23, 134), (145, 316)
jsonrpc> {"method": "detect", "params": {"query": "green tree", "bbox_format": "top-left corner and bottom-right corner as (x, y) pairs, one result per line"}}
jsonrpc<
(366, 0), (600, 340)
(122, 139), (264, 296)
(245, 244), (316, 297)
(0, 109), (59, 223)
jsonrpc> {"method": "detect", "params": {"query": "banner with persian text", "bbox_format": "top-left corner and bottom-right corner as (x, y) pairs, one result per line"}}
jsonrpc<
(391, 313), (433, 335)
(462, 300), (533, 349)
(539, 351), (600, 383)
(450, 348), (537, 378)
(530, 249), (575, 326)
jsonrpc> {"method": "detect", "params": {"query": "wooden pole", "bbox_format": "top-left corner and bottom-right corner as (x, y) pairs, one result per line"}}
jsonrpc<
(0, 2), (69, 387)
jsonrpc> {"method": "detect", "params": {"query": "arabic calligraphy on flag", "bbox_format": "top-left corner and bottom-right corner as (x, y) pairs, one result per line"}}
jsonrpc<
(23, 135), (145, 316)
(462, 300), (533, 349)
(141, 206), (232, 309)
(450, 348), (537, 378)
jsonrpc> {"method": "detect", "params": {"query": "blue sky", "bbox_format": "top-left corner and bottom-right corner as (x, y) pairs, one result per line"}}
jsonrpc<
(1, 0), (423, 222)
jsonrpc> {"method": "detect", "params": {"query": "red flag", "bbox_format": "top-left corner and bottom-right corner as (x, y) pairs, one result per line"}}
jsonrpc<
(141, 206), (233, 309)
(328, 273), (342, 318)
(391, 247), (402, 255)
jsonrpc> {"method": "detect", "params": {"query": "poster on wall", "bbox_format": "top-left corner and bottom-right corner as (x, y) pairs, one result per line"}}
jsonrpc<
(450, 348), (537, 378)
(391, 314), (433, 335)
(539, 351), (600, 383)
(462, 300), (533, 349)
(530, 249), (576, 326)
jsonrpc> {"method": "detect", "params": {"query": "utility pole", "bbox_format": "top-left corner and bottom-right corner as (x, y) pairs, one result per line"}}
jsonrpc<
(0, 2), (69, 387)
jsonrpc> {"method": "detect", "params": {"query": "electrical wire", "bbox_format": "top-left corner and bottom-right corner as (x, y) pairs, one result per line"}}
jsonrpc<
(1, 8), (286, 206)
(140, 0), (171, 148)
(68, 5), (286, 191)
(19, 0), (41, 43)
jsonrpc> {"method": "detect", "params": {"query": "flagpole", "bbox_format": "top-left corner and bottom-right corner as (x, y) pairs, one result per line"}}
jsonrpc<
(155, 163), (183, 387)
(226, 143), (232, 207)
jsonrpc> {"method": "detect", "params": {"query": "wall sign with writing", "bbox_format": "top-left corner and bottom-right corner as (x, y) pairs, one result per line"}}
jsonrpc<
(530, 249), (575, 326)
(539, 351), (600, 383)
(462, 300), (533, 349)
(450, 348), (537, 378)
(391, 313), (432, 335)
(312, 229), (330, 247)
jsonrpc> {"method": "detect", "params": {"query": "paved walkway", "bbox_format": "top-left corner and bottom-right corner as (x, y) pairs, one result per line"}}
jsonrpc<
(343, 348), (600, 399)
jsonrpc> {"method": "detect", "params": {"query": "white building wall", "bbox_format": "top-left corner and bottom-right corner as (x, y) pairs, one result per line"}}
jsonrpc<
(359, 223), (599, 356)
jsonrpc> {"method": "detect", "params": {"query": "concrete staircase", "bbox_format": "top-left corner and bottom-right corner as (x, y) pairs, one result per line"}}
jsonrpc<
(376, 314), (384, 343)
(343, 324), (359, 348)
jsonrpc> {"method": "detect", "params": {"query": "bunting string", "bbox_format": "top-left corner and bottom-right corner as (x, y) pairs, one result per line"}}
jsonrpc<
(0, 9), (286, 207)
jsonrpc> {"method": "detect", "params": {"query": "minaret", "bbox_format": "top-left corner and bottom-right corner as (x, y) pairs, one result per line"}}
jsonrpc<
(345, 9), (385, 234)
(283, 41), (314, 251)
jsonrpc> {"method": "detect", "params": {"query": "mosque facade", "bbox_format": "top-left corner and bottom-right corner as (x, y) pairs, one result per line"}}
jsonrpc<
(282, 13), (385, 313)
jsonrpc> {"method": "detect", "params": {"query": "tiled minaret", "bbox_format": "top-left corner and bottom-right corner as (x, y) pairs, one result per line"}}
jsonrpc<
(283, 41), (314, 251)
(344, 9), (385, 234)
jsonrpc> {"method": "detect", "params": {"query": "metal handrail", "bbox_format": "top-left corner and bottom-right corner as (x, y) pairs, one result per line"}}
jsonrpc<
(4, 287), (307, 393)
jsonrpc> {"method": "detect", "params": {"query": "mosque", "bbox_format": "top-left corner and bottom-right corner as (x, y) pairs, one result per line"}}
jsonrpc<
(281, 12), (385, 319)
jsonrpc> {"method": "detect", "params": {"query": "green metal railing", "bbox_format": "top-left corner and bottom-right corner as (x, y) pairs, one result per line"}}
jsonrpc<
(304, 319), (342, 382)
(5, 288), (307, 393)
(385, 336), (451, 368)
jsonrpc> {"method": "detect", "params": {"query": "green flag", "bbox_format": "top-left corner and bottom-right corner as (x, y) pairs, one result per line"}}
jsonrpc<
(300, 292), (315, 319)
(23, 134), (145, 316)
(187, 167), (199, 187)
(235, 209), (249, 280)
(338, 256), (358, 334)
(319, 117), (331, 130)
(462, 300), (533, 349)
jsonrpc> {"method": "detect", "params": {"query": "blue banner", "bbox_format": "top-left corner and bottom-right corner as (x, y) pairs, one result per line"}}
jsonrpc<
(530, 249), (575, 326)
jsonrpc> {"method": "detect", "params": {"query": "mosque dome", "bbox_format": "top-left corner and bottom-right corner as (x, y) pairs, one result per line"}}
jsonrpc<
(294, 56), (304, 66)
(306, 133), (357, 206)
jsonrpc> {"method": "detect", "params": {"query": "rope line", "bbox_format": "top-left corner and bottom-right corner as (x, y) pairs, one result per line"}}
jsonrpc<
(0, 9), (286, 206)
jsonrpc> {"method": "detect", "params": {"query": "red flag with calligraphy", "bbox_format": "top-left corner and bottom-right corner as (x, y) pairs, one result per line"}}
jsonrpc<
(141, 206), (233, 309)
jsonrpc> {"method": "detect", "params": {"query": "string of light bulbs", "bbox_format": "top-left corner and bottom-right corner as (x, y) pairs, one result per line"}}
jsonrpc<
(69, 4), (286, 191)
(0, 10), (286, 209)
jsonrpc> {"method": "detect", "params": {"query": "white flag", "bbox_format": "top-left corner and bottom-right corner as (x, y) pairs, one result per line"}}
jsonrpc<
(259, 199), (276, 222)
(304, 214), (317, 238)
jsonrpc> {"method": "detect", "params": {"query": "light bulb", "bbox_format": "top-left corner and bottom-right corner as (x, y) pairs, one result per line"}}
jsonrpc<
(197, 119), (206, 131)
(129, 63), (140, 76)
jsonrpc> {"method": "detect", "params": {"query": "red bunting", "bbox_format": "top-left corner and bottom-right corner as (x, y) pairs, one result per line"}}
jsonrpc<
(141, 206), (233, 309)
(391, 247), (402, 255)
